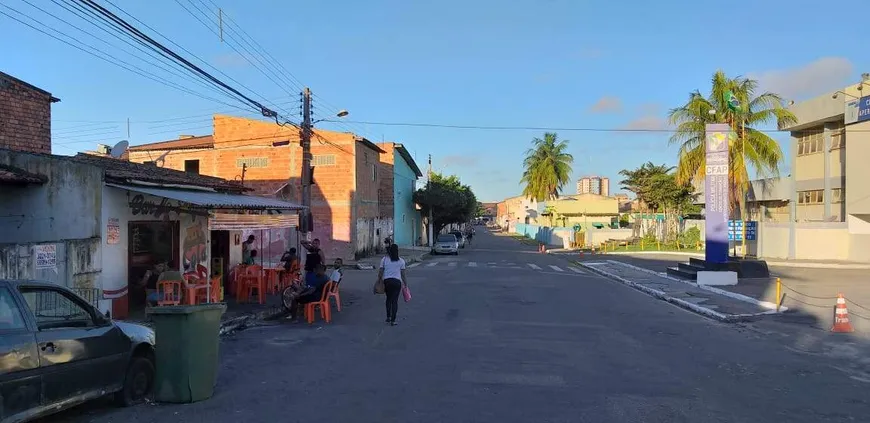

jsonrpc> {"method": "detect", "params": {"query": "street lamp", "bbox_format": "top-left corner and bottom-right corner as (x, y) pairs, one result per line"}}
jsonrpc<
(832, 91), (858, 100)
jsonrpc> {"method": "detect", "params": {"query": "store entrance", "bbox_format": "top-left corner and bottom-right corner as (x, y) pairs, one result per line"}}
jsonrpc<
(210, 230), (231, 297)
(127, 221), (179, 319)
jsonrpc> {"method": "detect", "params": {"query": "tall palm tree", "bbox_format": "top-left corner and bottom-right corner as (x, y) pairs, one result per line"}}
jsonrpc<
(668, 70), (797, 214)
(520, 132), (574, 201)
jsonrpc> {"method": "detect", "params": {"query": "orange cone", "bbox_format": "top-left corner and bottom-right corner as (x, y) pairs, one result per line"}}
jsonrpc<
(831, 293), (855, 333)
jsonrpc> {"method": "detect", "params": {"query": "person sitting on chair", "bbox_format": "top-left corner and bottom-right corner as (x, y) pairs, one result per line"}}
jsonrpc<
(285, 264), (330, 321)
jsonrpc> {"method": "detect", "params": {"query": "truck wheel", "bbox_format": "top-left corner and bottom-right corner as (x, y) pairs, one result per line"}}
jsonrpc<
(115, 355), (155, 406)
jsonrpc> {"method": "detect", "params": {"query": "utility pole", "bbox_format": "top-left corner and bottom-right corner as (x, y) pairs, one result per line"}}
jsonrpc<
(300, 87), (313, 236)
(427, 154), (434, 246)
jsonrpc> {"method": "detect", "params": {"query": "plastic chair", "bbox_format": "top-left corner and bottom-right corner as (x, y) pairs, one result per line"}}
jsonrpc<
(156, 280), (182, 306)
(304, 281), (334, 324)
(328, 278), (342, 312)
(241, 265), (264, 304)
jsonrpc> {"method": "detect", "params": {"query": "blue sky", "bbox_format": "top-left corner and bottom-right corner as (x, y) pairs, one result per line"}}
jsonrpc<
(1, 0), (864, 201)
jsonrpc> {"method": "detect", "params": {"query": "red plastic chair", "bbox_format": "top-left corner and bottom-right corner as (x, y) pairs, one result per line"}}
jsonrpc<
(305, 282), (334, 324)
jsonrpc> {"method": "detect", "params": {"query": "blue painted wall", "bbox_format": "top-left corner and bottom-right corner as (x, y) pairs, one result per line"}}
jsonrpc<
(392, 151), (420, 246)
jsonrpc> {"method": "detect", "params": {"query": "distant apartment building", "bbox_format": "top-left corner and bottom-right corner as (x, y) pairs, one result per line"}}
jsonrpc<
(0, 71), (59, 154)
(577, 176), (609, 197)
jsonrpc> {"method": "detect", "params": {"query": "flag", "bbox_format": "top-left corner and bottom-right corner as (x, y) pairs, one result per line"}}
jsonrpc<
(726, 91), (741, 112)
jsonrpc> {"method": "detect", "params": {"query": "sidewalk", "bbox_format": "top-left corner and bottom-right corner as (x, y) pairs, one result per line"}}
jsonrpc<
(578, 259), (781, 323)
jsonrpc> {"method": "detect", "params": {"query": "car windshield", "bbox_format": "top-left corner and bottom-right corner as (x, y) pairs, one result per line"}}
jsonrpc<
(437, 235), (456, 242)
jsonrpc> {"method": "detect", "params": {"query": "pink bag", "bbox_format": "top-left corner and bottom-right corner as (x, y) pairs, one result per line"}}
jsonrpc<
(402, 285), (412, 302)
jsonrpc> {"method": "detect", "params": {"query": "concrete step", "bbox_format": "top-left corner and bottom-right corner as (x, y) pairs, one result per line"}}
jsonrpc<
(666, 266), (697, 280)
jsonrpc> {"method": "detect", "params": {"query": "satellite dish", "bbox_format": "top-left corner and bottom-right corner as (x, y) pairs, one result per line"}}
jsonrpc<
(110, 140), (129, 158)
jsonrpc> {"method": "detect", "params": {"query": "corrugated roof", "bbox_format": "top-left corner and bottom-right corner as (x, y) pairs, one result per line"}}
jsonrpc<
(129, 135), (214, 152)
(71, 153), (245, 192)
(0, 164), (47, 184)
(107, 183), (306, 210)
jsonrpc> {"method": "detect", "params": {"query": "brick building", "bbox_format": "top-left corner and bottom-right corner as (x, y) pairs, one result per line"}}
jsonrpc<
(0, 71), (59, 154)
(127, 115), (391, 261)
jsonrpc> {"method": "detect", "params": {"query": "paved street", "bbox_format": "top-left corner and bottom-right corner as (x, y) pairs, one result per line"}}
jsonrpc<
(43, 229), (869, 422)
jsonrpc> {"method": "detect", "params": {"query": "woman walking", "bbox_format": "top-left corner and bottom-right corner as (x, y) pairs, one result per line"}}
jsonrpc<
(377, 244), (407, 326)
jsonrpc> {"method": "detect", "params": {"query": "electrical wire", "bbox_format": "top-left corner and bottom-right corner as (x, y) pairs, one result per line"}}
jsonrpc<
(0, 3), (252, 112)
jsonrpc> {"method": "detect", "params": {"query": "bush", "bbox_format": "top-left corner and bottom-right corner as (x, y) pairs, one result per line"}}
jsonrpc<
(679, 227), (701, 247)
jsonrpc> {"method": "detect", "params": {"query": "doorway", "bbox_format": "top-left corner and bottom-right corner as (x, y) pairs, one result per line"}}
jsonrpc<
(210, 230), (231, 294)
(127, 221), (179, 319)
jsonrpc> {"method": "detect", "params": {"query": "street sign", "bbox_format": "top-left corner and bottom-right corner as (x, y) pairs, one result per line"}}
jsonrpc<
(727, 220), (757, 241)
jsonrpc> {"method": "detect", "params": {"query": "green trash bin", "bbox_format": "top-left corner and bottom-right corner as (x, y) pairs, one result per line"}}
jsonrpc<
(147, 303), (226, 403)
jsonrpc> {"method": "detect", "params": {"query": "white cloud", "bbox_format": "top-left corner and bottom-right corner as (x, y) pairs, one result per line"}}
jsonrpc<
(749, 57), (854, 100)
(589, 96), (622, 113)
(621, 115), (669, 131)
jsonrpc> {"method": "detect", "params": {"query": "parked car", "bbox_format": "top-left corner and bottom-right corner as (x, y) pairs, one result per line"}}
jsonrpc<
(449, 231), (466, 248)
(432, 234), (459, 255)
(0, 280), (156, 423)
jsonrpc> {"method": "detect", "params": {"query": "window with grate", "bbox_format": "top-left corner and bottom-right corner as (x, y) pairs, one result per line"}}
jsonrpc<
(797, 128), (824, 156)
(832, 188), (844, 203)
(184, 159), (200, 174)
(797, 189), (824, 204)
(312, 154), (336, 166)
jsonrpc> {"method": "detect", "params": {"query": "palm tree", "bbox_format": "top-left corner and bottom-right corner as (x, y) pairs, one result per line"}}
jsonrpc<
(520, 133), (574, 201)
(668, 70), (797, 215)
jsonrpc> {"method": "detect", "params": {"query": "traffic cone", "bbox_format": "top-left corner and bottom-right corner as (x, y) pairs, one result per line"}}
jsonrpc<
(831, 293), (855, 333)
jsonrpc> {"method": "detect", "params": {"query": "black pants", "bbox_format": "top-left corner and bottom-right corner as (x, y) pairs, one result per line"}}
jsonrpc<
(384, 278), (402, 322)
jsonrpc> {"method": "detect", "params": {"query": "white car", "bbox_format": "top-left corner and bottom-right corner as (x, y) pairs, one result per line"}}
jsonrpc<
(432, 234), (459, 255)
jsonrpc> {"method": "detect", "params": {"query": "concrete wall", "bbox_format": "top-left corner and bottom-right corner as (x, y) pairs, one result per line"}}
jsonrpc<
(0, 151), (102, 244)
(514, 223), (574, 247)
(0, 73), (53, 154)
(390, 147), (421, 247)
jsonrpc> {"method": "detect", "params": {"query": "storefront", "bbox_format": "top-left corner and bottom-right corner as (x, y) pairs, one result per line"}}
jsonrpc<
(100, 183), (304, 320)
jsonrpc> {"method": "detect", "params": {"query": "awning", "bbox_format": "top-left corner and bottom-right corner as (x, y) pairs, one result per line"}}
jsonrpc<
(108, 183), (306, 210)
(209, 213), (299, 230)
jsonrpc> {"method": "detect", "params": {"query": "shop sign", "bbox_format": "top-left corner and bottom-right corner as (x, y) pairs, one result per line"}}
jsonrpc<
(34, 244), (57, 270)
(129, 194), (207, 221)
(107, 218), (120, 245)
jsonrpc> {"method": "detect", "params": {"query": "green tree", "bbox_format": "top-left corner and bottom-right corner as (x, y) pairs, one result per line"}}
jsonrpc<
(667, 70), (797, 215)
(414, 173), (477, 234)
(619, 163), (698, 240)
(618, 161), (673, 212)
(520, 133), (574, 201)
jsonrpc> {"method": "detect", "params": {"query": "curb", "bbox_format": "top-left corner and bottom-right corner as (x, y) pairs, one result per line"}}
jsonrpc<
(603, 251), (870, 270)
(604, 251), (704, 258)
(578, 262), (778, 323)
(606, 260), (788, 312)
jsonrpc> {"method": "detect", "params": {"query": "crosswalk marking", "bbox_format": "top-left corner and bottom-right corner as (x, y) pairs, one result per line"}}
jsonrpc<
(408, 262), (421, 268)
(448, 262), (457, 267)
(426, 262), (438, 267)
(549, 265), (564, 272)
(411, 261), (586, 276)
(567, 266), (584, 273)
(468, 262), (478, 267)
(527, 263), (542, 270)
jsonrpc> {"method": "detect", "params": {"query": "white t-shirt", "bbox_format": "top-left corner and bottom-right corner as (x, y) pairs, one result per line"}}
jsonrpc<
(380, 256), (406, 281)
(330, 269), (343, 283)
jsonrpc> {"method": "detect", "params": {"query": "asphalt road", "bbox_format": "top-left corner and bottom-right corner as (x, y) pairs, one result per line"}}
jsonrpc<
(42, 229), (869, 422)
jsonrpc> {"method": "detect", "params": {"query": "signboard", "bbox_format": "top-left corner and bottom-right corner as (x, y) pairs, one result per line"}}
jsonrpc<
(34, 244), (57, 269)
(107, 218), (121, 245)
(859, 96), (870, 123)
(704, 124), (731, 264)
(845, 99), (860, 125)
(727, 220), (757, 241)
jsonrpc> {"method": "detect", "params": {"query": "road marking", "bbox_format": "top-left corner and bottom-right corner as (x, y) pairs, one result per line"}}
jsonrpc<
(448, 262), (457, 267)
(527, 263), (542, 270)
(567, 266), (584, 273)
(467, 262), (478, 267)
(408, 262), (421, 268)
(426, 262), (438, 267)
(549, 265), (564, 272)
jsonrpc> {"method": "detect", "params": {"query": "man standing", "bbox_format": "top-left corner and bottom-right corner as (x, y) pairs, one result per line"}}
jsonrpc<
(301, 238), (326, 286)
(242, 235), (255, 264)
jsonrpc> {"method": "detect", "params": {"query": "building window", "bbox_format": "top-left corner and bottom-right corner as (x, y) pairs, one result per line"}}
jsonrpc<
(797, 189), (824, 205)
(236, 157), (269, 168)
(832, 188), (844, 203)
(402, 214), (406, 223)
(797, 128), (824, 156)
(312, 154), (336, 166)
(184, 159), (200, 174)
(371, 163), (376, 181)
(831, 123), (845, 150)
(143, 161), (155, 166)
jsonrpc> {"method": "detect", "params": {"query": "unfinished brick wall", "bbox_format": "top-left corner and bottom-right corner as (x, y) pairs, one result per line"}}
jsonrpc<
(376, 142), (395, 220)
(0, 74), (54, 154)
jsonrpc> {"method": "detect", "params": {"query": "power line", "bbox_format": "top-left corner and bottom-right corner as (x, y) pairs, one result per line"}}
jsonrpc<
(0, 3), (250, 112)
